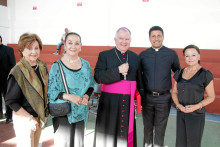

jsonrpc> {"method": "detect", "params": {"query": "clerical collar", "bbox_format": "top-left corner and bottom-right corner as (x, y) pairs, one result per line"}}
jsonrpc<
(115, 47), (127, 55)
(152, 46), (163, 52)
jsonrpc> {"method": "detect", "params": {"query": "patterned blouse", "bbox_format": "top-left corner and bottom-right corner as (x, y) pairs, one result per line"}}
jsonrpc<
(48, 58), (94, 123)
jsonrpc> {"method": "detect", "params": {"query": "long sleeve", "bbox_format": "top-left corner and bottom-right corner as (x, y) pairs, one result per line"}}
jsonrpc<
(5, 75), (23, 111)
(172, 51), (181, 73)
(7, 47), (16, 69)
(85, 87), (94, 97)
(0, 45), (16, 81)
(87, 64), (95, 95)
(5, 75), (38, 117)
(94, 51), (121, 84)
(136, 60), (146, 105)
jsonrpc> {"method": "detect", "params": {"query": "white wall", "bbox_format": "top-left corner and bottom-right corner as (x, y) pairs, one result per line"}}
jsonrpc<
(1, 0), (220, 49)
(0, 5), (10, 45)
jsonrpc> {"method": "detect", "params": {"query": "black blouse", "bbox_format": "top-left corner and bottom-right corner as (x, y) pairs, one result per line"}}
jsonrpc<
(173, 67), (213, 115)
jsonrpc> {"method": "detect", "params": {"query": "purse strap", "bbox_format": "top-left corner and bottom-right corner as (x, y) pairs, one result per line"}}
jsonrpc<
(57, 62), (70, 94)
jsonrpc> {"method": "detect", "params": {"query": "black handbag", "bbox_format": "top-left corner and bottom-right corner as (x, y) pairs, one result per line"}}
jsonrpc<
(48, 62), (71, 117)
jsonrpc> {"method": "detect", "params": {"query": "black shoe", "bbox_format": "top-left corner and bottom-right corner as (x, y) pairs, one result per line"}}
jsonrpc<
(6, 118), (13, 124)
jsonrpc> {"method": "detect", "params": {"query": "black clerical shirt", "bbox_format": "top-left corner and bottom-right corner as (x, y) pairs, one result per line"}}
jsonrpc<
(140, 46), (180, 93)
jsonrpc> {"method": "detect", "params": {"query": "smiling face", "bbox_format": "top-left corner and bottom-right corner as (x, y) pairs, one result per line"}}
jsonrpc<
(65, 34), (81, 57)
(22, 40), (40, 65)
(184, 48), (200, 66)
(149, 30), (164, 49)
(114, 30), (131, 53)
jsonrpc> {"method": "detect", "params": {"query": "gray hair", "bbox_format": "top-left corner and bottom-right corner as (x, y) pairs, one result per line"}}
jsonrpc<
(115, 27), (131, 39)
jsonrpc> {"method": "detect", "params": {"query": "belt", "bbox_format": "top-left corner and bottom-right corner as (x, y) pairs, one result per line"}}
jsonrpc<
(147, 90), (169, 96)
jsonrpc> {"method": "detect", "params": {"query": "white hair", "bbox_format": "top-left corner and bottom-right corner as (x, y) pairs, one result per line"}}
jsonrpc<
(115, 27), (131, 39)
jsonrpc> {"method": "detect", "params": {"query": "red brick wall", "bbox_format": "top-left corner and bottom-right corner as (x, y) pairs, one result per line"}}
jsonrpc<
(0, 0), (7, 6)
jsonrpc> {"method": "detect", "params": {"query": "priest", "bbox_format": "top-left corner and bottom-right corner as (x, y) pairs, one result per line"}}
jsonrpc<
(93, 27), (143, 147)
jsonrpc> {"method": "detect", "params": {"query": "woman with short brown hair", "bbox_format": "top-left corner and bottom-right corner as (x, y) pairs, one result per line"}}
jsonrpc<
(5, 33), (49, 147)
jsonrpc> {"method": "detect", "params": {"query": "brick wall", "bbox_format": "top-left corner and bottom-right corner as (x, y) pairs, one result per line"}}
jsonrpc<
(8, 44), (220, 114)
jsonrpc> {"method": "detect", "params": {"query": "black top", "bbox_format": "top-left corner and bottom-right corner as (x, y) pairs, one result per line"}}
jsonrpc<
(140, 46), (180, 92)
(139, 46), (180, 104)
(173, 67), (213, 115)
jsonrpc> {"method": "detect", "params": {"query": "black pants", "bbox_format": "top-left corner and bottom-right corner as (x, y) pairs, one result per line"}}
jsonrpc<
(176, 111), (205, 147)
(142, 95), (171, 147)
(0, 82), (12, 119)
(53, 116), (85, 147)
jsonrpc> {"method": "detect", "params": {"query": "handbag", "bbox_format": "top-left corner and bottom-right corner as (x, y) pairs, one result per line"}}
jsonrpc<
(48, 62), (71, 117)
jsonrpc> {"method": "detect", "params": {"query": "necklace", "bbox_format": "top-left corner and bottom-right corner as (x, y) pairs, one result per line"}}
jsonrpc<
(114, 49), (128, 63)
(183, 65), (201, 79)
(115, 49), (129, 80)
(65, 55), (80, 63)
(185, 65), (201, 73)
(34, 64), (38, 70)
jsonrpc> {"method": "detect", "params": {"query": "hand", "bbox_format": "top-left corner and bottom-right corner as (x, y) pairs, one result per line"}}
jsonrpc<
(118, 63), (129, 74)
(177, 104), (187, 113)
(29, 117), (39, 131)
(81, 94), (89, 105)
(185, 105), (198, 113)
(64, 94), (82, 106)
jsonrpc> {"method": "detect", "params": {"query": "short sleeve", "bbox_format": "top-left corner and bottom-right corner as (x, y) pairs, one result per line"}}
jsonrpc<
(173, 69), (182, 82)
(204, 70), (213, 88)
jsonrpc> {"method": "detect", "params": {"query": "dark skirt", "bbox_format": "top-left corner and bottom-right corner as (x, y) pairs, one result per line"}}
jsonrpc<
(94, 92), (137, 147)
(53, 116), (85, 147)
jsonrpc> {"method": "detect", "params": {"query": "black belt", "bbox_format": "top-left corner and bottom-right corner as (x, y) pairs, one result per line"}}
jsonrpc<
(147, 90), (169, 96)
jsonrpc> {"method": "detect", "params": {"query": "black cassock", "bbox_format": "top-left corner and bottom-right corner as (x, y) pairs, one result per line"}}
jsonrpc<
(93, 48), (141, 147)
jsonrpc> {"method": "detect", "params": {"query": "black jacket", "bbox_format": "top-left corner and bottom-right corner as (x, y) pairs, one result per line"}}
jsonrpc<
(0, 44), (16, 85)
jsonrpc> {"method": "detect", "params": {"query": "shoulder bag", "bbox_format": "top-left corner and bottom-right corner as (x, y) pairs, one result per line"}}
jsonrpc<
(48, 62), (71, 117)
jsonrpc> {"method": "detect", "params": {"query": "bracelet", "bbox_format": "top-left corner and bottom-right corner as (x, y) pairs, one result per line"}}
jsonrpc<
(176, 104), (180, 110)
(199, 102), (203, 110)
(28, 115), (33, 121)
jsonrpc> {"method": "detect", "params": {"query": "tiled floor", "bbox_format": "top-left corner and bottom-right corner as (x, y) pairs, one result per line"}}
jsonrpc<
(0, 108), (220, 147)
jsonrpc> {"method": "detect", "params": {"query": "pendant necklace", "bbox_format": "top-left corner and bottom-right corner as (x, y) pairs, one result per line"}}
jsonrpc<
(35, 64), (38, 70)
(33, 64), (38, 71)
(114, 49), (128, 80)
(65, 55), (80, 63)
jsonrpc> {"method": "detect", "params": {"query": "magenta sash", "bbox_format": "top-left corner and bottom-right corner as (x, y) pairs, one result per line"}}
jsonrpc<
(102, 80), (136, 147)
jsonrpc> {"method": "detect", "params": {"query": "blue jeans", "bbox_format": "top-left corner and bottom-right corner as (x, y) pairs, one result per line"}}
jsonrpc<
(57, 42), (64, 50)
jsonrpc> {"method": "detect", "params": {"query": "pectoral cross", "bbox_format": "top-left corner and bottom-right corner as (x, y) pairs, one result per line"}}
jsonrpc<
(123, 73), (127, 80)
